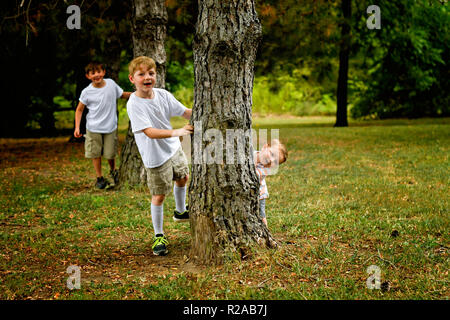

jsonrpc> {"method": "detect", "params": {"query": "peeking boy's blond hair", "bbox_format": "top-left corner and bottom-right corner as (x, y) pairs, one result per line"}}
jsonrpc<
(271, 139), (288, 165)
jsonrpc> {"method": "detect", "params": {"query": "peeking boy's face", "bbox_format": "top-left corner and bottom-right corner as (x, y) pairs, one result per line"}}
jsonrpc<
(259, 144), (285, 168)
(85, 68), (106, 86)
(129, 64), (157, 98)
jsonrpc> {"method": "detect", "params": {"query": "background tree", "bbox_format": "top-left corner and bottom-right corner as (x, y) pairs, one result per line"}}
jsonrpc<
(335, 0), (351, 127)
(118, 0), (168, 186)
(189, 0), (277, 265)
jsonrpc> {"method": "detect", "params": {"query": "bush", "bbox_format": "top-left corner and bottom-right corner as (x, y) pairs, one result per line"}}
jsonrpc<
(171, 67), (337, 116)
(252, 69), (336, 116)
(351, 1), (449, 119)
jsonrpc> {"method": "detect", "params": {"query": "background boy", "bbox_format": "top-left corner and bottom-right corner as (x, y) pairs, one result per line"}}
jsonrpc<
(126, 56), (193, 256)
(74, 62), (131, 189)
(254, 139), (288, 226)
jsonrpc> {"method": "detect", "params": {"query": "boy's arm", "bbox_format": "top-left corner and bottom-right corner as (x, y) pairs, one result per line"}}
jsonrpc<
(143, 124), (193, 139)
(120, 92), (132, 100)
(182, 108), (192, 120)
(74, 101), (86, 138)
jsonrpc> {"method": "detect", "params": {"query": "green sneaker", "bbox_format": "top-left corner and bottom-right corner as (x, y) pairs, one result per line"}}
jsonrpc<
(173, 209), (189, 222)
(152, 234), (169, 256)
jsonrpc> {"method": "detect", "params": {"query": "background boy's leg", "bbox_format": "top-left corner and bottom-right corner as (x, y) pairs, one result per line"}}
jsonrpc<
(108, 158), (115, 171)
(103, 131), (118, 172)
(92, 157), (102, 177)
(107, 158), (119, 185)
(103, 130), (118, 184)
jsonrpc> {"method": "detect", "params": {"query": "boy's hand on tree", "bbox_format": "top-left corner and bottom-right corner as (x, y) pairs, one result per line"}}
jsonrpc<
(173, 124), (194, 137)
(183, 124), (194, 133)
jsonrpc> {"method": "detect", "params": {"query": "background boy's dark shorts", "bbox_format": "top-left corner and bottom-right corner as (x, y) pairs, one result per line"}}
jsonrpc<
(145, 147), (189, 195)
(85, 130), (118, 159)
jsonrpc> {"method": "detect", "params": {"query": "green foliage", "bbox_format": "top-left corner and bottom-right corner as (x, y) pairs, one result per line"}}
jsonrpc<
(117, 51), (135, 93)
(169, 63), (339, 116)
(351, 0), (449, 119)
(172, 86), (194, 109)
(166, 0), (342, 117)
(252, 70), (336, 116)
(166, 61), (194, 92)
(165, 1), (195, 92)
(256, 0), (340, 76)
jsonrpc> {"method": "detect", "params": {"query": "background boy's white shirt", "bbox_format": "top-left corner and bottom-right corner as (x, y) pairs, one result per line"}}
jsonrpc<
(127, 88), (187, 168)
(79, 78), (123, 133)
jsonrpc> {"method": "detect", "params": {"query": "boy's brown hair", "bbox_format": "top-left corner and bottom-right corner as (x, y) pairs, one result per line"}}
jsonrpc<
(85, 61), (105, 74)
(128, 56), (157, 75)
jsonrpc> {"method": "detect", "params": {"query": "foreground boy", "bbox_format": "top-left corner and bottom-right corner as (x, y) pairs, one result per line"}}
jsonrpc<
(254, 139), (288, 226)
(126, 56), (193, 256)
(74, 62), (131, 189)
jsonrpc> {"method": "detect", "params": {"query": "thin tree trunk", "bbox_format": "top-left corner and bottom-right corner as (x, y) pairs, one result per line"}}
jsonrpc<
(68, 34), (90, 143)
(189, 0), (277, 265)
(335, 0), (351, 127)
(118, 0), (167, 186)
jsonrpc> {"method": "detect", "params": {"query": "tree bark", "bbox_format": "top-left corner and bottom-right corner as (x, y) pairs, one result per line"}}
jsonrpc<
(189, 0), (277, 265)
(335, 0), (351, 127)
(118, 0), (168, 186)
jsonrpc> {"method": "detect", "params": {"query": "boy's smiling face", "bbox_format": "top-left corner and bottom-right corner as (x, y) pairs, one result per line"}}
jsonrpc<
(129, 64), (157, 98)
(85, 69), (106, 87)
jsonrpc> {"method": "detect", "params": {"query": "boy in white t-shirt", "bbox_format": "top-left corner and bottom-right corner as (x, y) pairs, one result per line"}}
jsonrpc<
(74, 62), (131, 189)
(126, 56), (193, 256)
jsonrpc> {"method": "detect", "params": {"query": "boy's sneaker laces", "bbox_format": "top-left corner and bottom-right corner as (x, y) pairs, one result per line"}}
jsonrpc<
(152, 234), (168, 256)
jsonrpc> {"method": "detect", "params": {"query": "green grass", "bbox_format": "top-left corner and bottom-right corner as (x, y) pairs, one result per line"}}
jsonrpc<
(0, 117), (448, 299)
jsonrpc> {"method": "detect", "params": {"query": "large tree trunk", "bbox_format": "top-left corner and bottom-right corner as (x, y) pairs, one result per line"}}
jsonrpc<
(119, 0), (167, 186)
(189, 0), (277, 265)
(335, 0), (351, 127)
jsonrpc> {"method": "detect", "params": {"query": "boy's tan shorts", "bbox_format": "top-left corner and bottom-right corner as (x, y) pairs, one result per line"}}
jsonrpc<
(85, 130), (118, 159)
(145, 147), (189, 195)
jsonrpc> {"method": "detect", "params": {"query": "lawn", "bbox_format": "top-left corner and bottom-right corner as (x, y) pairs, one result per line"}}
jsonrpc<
(0, 116), (448, 299)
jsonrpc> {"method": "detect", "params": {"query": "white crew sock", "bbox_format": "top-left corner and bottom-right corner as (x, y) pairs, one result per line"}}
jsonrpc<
(174, 184), (187, 213)
(151, 203), (164, 235)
